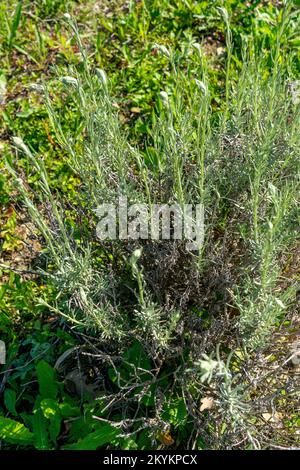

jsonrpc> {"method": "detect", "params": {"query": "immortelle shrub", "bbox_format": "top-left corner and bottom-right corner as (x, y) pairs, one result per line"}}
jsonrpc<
(7, 10), (300, 449)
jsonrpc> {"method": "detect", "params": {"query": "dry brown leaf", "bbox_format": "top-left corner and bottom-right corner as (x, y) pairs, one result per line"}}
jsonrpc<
(200, 396), (214, 412)
(158, 431), (174, 446)
(262, 412), (282, 423)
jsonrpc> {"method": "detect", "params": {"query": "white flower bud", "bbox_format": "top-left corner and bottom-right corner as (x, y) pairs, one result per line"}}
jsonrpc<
(131, 248), (143, 261)
(159, 91), (169, 104)
(275, 298), (285, 309)
(12, 136), (27, 151)
(60, 76), (78, 86)
(217, 6), (229, 22)
(195, 79), (208, 95)
(96, 68), (108, 86)
(0, 76), (6, 105)
(153, 44), (170, 58)
(192, 43), (202, 56)
(15, 177), (24, 187)
(28, 83), (45, 93)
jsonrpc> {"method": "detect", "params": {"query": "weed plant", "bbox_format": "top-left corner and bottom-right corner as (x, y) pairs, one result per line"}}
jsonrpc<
(1, 0), (300, 450)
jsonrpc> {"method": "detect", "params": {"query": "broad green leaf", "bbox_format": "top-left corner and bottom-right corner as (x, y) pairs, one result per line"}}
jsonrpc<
(68, 416), (93, 441)
(162, 398), (187, 427)
(40, 398), (62, 444)
(123, 340), (152, 378)
(49, 415), (61, 445)
(8, 0), (22, 51)
(59, 402), (81, 418)
(0, 416), (33, 445)
(4, 388), (17, 416)
(32, 408), (49, 450)
(137, 429), (152, 450)
(63, 423), (118, 450)
(120, 437), (138, 450)
(36, 360), (58, 399)
(40, 398), (60, 419)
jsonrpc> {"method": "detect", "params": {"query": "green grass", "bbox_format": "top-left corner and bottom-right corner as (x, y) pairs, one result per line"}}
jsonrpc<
(0, 0), (300, 450)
